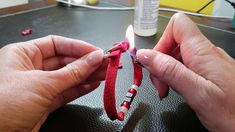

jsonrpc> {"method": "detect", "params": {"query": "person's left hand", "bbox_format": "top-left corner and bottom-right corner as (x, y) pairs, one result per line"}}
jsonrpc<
(0, 35), (106, 131)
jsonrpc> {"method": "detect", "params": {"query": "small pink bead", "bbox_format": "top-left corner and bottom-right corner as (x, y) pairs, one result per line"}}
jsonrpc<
(21, 28), (32, 36)
(118, 112), (125, 121)
(121, 101), (130, 109)
(129, 88), (137, 96)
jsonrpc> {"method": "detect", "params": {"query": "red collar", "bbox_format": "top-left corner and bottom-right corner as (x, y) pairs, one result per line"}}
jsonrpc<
(103, 42), (143, 121)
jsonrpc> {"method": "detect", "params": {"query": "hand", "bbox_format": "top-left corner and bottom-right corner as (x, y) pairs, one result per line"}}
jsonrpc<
(0, 35), (106, 131)
(137, 13), (235, 131)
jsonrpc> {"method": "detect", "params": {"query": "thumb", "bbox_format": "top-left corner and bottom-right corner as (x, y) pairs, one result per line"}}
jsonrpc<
(47, 50), (104, 94)
(137, 49), (209, 102)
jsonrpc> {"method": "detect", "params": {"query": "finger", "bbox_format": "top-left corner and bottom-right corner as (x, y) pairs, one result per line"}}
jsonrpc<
(32, 81), (100, 131)
(169, 46), (182, 61)
(136, 49), (211, 102)
(150, 74), (169, 100)
(43, 50), (104, 95)
(43, 54), (108, 83)
(49, 82), (101, 112)
(153, 15), (178, 53)
(82, 58), (108, 84)
(29, 35), (99, 59)
(43, 56), (76, 70)
(154, 13), (214, 66)
(154, 13), (205, 52)
(82, 65), (107, 84)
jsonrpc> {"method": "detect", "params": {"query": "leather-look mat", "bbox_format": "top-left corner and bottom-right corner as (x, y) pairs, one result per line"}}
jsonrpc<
(0, 5), (234, 132)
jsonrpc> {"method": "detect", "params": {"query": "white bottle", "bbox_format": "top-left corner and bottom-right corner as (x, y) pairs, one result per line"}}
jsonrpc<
(134, 0), (159, 37)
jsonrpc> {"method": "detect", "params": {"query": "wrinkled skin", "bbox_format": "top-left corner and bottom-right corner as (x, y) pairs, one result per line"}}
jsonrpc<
(137, 13), (235, 132)
(0, 35), (107, 131)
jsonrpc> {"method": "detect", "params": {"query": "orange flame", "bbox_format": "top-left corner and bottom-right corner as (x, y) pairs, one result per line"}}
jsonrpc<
(125, 25), (135, 51)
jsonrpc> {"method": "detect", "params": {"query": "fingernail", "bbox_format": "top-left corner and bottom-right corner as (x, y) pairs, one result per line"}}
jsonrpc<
(86, 50), (104, 66)
(136, 49), (155, 67)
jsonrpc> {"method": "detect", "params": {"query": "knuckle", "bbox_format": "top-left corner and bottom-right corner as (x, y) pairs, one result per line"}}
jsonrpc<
(191, 38), (213, 57)
(159, 57), (181, 83)
(216, 46), (223, 51)
(191, 78), (225, 114)
(173, 12), (185, 19)
(172, 13), (197, 27)
(191, 90), (209, 113)
(47, 35), (57, 41)
(215, 47), (225, 56)
(215, 47), (231, 59)
(60, 92), (70, 104)
(65, 63), (84, 84)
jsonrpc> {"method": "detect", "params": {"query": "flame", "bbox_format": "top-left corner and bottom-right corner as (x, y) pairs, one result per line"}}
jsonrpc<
(125, 25), (135, 51)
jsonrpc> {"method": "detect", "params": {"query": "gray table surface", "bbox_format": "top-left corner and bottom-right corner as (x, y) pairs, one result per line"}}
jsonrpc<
(0, 5), (234, 132)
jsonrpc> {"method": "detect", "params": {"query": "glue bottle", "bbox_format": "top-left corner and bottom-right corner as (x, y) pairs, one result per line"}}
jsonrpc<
(134, 0), (159, 36)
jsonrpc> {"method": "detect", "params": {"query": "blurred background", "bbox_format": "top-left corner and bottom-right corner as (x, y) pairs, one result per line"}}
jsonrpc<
(1, 0), (234, 18)
(103, 0), (235, 18)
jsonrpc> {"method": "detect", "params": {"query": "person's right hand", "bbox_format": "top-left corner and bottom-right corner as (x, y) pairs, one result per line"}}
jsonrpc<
(136, 13), (235, 131)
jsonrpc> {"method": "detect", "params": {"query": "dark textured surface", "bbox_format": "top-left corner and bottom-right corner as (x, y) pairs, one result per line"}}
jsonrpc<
(0, 5), (235, 132)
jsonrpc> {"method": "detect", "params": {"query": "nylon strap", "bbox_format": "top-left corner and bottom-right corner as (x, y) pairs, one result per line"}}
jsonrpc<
(104, 46), (143, 121)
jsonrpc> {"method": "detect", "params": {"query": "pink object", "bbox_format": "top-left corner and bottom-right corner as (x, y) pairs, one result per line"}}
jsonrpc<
(21, 28), (32, 36)
(121, 101), (130, 109)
